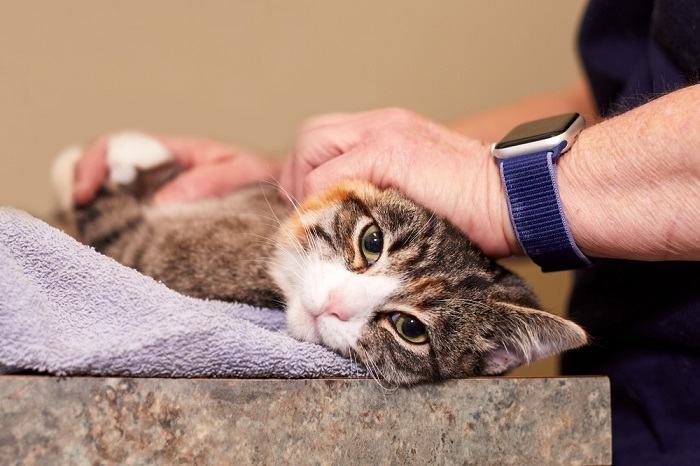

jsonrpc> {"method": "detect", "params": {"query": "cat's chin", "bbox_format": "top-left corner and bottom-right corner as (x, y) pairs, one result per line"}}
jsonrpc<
(285, 299), (322, 344)
(314, 315), (364, 356)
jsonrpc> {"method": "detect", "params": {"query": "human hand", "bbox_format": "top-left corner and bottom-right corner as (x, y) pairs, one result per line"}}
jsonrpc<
(281, 108), (519, 258)
(73, 133), (281, 206)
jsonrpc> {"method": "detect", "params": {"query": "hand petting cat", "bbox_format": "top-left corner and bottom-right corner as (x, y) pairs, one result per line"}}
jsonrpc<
(280, 108), (516, 258)
(73, 134), (281, 207)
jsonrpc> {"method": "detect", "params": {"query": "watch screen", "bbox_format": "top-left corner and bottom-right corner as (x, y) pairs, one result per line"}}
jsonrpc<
(494, 113), (579, 149)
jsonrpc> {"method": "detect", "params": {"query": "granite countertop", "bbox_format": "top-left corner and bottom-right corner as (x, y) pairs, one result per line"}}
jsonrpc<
(0, 376), (611, 465)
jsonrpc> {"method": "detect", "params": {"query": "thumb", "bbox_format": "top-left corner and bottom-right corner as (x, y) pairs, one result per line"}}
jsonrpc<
(73, 138), (108, 205)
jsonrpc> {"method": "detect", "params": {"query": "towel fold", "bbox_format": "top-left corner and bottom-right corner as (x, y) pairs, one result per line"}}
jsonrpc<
(0, 208), (365, 378)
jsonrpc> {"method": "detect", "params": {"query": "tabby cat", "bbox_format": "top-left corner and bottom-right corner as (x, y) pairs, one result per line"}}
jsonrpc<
(53, 133), (587, 385)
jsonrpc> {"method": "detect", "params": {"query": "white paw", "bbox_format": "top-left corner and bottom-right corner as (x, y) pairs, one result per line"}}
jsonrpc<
(51, 145), (83, 211)
(107, 132), (173, 185)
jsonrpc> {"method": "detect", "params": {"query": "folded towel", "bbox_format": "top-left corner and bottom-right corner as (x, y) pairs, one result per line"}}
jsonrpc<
(0, 208), (366, 378)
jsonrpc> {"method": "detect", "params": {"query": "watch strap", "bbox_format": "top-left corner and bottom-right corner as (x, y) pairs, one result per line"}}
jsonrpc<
(497, 141), (591, 272)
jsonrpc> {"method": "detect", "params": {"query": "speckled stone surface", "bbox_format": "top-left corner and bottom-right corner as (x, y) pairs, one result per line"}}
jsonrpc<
(0, 376), (610, 465)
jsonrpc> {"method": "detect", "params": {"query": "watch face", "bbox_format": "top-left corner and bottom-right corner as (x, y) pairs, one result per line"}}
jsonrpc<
(494, 113), (580, 149)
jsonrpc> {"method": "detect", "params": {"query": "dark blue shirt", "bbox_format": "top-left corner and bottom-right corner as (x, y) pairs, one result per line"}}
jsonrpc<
(563, 1), (700, 464)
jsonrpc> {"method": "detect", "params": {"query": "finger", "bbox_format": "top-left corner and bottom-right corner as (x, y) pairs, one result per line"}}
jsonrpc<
(301, 148), (393, 198)
(297, 112), (355, 133)
(152, 156), (274, 205)
(290, 124), (365, 199)
(73, 137), (109, 205)
(278, 156), (297, 203)
(154, 134), (246, 167)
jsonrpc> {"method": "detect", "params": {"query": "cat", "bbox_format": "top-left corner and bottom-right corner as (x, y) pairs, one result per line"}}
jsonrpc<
(53, 132), (587, 385)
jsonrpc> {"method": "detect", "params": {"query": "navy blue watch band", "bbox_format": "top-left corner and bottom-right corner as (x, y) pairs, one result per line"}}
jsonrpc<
(497, 141), (591, 272)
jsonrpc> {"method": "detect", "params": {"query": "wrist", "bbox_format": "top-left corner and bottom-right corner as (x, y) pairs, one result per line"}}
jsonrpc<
(558, 87), (700, 261)
(491, 112), (591, 269)
(556, 129), (595, 257)
(557, 122), (622, 260)
(492, 160), (523, 257)
(458, 140), (522, 258)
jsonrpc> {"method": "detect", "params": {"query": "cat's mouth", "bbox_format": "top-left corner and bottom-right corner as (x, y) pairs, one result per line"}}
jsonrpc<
(307, 308), (338, 343)
(315, 314), (366, 356)
(287, 302), (361, 356)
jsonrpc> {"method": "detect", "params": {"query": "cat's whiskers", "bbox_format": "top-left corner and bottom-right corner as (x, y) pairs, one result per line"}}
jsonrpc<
(381, 349), (409, 387)
(259, 180), (307, 234)
(257, 183), (310, 264)
(236, 257), (302, 284)
(357, 347), (381, 384)
(263, 179), (304, 213)
(356, 344), (398, 391)
(349, 348), (357, 368)
(347, 340), (390, 389)
(266, 215), (311, 274)
(341, 335), (358, 369)
(275, 247), (307, 285)
(235, 236), (306, 287)
(261, 180), (321, 266)
(245, 232), (307, 276)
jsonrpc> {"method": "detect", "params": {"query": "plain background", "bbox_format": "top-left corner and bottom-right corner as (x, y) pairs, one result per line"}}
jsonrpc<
(1, 1), (588, 375)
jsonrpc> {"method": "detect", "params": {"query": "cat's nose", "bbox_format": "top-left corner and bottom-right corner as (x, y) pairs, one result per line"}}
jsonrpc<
(319, 292), (349, 321)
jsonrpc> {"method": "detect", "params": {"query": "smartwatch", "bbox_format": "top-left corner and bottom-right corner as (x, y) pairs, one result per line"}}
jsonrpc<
(491, 113), (591, 272)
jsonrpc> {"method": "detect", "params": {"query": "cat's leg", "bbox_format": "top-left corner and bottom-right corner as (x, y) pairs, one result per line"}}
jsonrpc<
(52, 133), (181, 261)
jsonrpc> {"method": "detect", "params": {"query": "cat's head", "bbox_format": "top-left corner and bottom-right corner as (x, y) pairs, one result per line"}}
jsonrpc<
(270, 181), (587, 385)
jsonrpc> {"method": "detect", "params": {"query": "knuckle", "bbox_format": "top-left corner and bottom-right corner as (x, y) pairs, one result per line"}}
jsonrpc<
(364, 147), (395, 188)
(381, 128), (411, 149)
(382, 107), (416, 124)
(298, 113), (337, 134)
(290, 139), (312, 167)
(297, 117), (318, 134)
(386, 126), (406, 141)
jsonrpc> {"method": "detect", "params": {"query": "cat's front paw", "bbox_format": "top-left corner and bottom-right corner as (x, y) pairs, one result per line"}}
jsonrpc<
(106, 132), (173, 185)
(52, 132), (182, 212)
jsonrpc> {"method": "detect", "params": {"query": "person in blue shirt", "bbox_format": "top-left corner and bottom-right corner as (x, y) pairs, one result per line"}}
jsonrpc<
(74, 2), (699, 463)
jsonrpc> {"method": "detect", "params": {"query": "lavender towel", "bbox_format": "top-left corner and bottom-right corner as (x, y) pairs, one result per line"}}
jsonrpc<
(0, 208), (366, 378)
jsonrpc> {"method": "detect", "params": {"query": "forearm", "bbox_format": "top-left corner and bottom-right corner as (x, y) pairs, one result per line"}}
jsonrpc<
(557, 84), (700, 261)
(449, 79), (598, 142)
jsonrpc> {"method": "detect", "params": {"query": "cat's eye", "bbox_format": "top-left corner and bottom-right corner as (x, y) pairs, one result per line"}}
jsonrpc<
(389, 312), (429, 344)
(360, 224), (383, 265)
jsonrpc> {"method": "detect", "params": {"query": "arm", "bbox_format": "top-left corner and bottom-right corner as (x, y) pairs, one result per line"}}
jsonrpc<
(554, 84), (700, 261)
(286, 84), (700, 262)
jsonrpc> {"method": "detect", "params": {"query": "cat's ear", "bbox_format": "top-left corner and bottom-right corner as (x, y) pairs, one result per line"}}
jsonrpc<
(481, 302), (588, 375)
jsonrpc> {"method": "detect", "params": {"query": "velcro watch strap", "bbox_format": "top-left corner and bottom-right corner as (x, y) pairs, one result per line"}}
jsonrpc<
(497, 141), (591, 272)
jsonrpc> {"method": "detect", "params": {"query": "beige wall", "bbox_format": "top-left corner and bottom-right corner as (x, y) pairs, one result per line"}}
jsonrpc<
(0, 1), (587, 375)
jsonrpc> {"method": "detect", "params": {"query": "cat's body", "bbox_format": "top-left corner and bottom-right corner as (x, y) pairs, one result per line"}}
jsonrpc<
(79, 180), (288, 308)
(55, 133), (587, 385)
